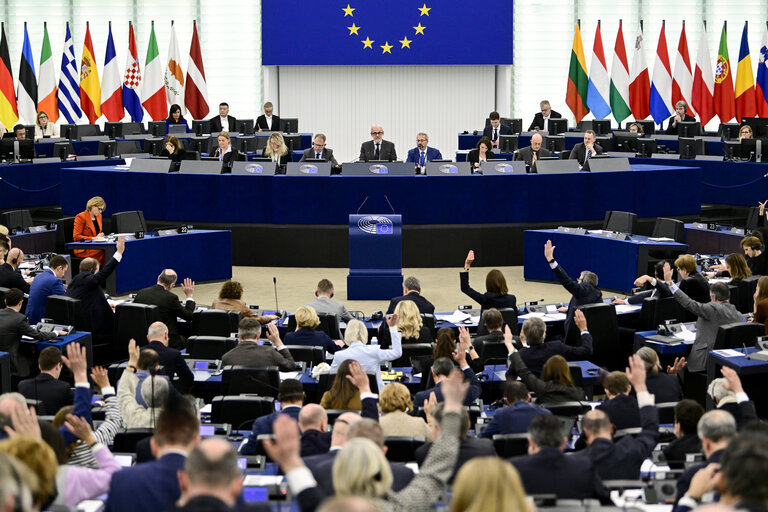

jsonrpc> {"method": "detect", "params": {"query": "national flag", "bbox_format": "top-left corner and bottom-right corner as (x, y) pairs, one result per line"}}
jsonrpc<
(0, 23), (19, 130)
(672, 22), (694, 116)
(57, 22), (82, 124)
(734, 22), (757, 121)
(100, 23), (123, 122)
(79, 22), (101, 123)
(714, 22), (736, 122)
(165, 23), (184, 111)
(692, 23), (715, 126)
(142, 21), (166, 121)
(17, 23), (37, 124)
(586, 22), (611, 120)
(629, 22), (650, 120)
(649, 21), (673, 125)
(609, 20), (632, 124)
(757, 24), (768, 117)
(37, 22), (58, 122)
(122, 22), (143, 122)
(566, 23), (590, 122)
(184, 20), (209, 119)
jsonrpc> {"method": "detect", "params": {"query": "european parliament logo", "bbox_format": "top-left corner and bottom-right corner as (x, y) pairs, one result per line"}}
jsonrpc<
(300, 164), (319, 174)
(369, 164), (389, 174)
(439, 164), (458, 174)
(494, 163), (516, 173)
(245, 164), (264, 174)
(358, 216), (394, 234)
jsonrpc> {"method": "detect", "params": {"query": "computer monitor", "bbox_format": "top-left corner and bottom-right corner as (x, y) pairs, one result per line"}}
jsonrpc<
(548, 118), (567, 135)
(98, 140), (117, 158)
(236, 119), (255, 135)
(543, 135), (565, 152)
(144, 138), (166, 156)
(498, 135), (518, 153)
(192, 120), (210, 136)
(280, 118), (299, 133)
(59, 124), (75, 139)
(741, 117), (768, 138)
(148, 121), (166, 137)
(122, 122), (144, 136)
(727, 138), (768, 162)
(0, 139), (34, 161)
(579, 119), (612, 135)
(636, 138), (658, 157)
(678, 137), (705, 160)
(718, 123), (741, 141)
(613, 132), (640, 153)
(54, 141), (75, 159)
(103, 122), (122, 139)
(677, 121), (701, 138)
(167, 124), (188, 136)
(73, 124), (101, 139)
(504, 118), (523, 134)
(0, 139), (14, 161)
(595, 136), (612, 152)
(630, 120), (655, 135)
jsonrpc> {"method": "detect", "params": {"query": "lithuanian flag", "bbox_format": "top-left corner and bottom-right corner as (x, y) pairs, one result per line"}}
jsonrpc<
(566, 23), (590, 123)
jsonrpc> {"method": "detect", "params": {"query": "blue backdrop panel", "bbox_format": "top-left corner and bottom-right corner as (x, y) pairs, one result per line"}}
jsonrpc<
(348, 214), (403, 300)
(262, 0), (513, 65)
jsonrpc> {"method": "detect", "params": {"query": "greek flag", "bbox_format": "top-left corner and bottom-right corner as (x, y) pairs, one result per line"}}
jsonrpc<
(57, 22), (81, 123)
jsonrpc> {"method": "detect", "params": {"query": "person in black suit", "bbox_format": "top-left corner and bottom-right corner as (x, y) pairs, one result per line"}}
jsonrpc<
(256, 101), (280, 132)
(208, 102), (237, 134)
(386, 276), (435, 315)
(141, 321), (194, 392)
(466, 136), (495, 171)
(581, 355), (659, 480)
(662, 399), (704, 469)
(528, 100), (562, 131)
(241, 379), (305, 455)
(161, 135), (186, 163)
(413, 356), (482, 408)
(133, 269), (195, 349)
(300, 133), (340, 168)
(0, 288), (62, 379)
(544, 240), (603, 344)
(478, 381), (551, 438)
(18, 347), (72, 415)
(569, 129), (604, 166)
(212, 131), (241, 174)
(0, 248), (31, 292)
(674, 254), (711, 304)
(482, 111), (512, 148)
(510, 313), (593, 377)
(508, 414), (611, 504)
(471, 309), (507, 365)
(596, 371), (641, 430)
(171, 438), (270, 512)
(665, 101), (696, 135)
(414, 403), (494, 484)
(359, 124), (397, 162)
(635, 347), (684, 403)
(514, 133), (551, 169)
(460, 250), (517, 314)
(66, 236), (125, 349)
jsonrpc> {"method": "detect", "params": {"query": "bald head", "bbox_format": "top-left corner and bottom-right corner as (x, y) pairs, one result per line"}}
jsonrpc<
(582, 409), (612, 444)
(346, 418), (384, 447)
(147, 321), (169, 345)
(182, 438), (243, 505)
(330, 412), (362, 447)
(6, 248), (22, 268)
(158, 269), (178, 288)
(299, 404), (328, 432)
(79, 257), (99, 274)
(531, 133), (543, 151)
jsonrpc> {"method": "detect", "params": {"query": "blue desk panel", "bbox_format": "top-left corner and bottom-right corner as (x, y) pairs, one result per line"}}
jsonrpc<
(32, 331), (94, 368)
(685, 224), (744, 255)
(58, 164), (702, 226)
(35, 140), (101, 157)
(524, 229), (688, 292)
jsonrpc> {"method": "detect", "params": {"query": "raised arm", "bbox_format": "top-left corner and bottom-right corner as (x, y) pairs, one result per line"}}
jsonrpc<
(265, 323), (297, 372)
(377, 313), (403, 362)
(663, 262), (711, 319)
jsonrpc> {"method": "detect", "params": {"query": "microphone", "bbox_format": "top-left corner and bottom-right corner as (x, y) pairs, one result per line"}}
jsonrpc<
(273, 277), (284, 317)
(743, 343), (751, 359)
(356, 195), (369, 215)
(383, 195), (396, 214)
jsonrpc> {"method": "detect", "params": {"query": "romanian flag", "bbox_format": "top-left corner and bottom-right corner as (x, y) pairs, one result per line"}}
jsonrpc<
(79, 22), (101, 123)
(714, 22), (735, 122)
(566, 23), (589, 122)
(734, 22), (756, 121)
(0, 23), (18, 130)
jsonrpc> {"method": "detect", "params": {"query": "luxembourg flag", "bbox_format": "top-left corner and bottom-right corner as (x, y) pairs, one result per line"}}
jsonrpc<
(586, 22), (611, 120)
(757, 24), (768, 117)
(649, 21), (673, 125)
(100, 23), (123, 121)
(122, 22), (143, 122)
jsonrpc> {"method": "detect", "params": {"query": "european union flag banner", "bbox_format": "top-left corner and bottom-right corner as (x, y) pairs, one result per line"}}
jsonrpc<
(262, 1), (513, 65)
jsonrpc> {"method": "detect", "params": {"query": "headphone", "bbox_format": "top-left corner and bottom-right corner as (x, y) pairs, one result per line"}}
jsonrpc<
(8, 248), (19, 265)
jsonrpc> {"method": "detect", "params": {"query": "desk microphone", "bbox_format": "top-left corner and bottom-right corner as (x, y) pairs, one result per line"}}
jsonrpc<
(383, 194), (396, 214)
(273, 277), (284, 317)
(356, 195), (369, 214)
(743, 343), (751, 359)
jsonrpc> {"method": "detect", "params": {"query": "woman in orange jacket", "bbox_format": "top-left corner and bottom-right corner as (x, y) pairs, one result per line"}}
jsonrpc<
(73, 196), (107, 265)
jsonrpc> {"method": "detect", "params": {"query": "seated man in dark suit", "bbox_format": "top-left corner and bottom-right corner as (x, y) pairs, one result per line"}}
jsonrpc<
(386, 276), (435, 314)
(415, 403), (494, 484)
(508, 414), (611, 504)
(596, 371), (641, 430)
(482, 111), (512, 148)
(528, 100), (562, 131)
(359, 124), (397, 162)
(299, 404), (331, 457)
(472, 308), (505, 357)
(581, 355), (659, 480)
(240, 379), (304, 455)
(133, 269), (195, 349)
(26, 254), (68, 325)
(0, 248), (31, 292)
(299, 133), (339, 168)
(665, 100), (696, 135)
(105, 401), (200, 512)
(208, 102), (237, 134)
(141, 321), (194, 392)
(514, 132), (551, 169)
(66, 236), (125, 347)
(18, 346), (72, 415)
(220, 317), (296, 371)
(513, 312), (593, 377)
(569, 129), (603, 167)
(256, 101), (280, 132)
(662, 399), (704, 469)
(544, 240), (602, 344)
(478, 381), (550, 438)
(405, 132), (443, 173)
(413, 355), (481, 408)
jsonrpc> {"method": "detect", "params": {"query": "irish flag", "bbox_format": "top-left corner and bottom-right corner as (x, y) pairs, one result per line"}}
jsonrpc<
(566, 23), (590, 122)
(37, 22), (58, 122)
(142, 21), (166, 121)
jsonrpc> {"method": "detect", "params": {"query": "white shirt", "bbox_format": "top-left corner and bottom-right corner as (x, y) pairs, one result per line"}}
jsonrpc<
(218, 145), (232, 161)
(543, 115), (551, 131)
(219, 116), (229, 132)
(264, 115), (273, 130)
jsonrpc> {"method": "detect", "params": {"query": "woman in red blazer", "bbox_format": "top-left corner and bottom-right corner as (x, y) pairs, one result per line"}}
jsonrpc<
(73, 196), (106, 265)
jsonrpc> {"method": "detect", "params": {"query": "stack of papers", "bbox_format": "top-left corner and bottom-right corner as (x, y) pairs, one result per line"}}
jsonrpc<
(614, 304), (642, 314)
(675, 325), (697, 342)
(436, 310), (479, 324)
(712, 349), (746, 358)
(518, 312), (567, 321)
(243, 475), (284, 486)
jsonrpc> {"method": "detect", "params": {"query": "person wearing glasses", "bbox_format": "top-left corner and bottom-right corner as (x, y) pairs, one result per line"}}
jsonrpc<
(528, 100), (562, 132)
(35, 111), (60, 139)
(300, 133), (339, 168)
(359, 125), (397, 162)
(73, 196), (107, 265)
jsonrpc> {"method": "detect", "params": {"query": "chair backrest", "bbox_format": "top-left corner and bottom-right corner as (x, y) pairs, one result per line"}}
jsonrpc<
(492, 433), (529, 457)
(56, 216), (76, 252)
(637, 297), (686, 331)
(390, 343), (433, 367)
(476, 307), (519, 337)
(567, 363), (585, 390)
(221, 366), (281, 396)
(656, 401), (678, 424)
(192, 309), (241, 337)
(420, 313), (436, 339)
(603, 210), (637, 234)
(112, 428), (155, 453)
(734, 276), (761, 314)
(186, 336), (238, 360)
(323, 409), (358, 425)
(579, 303), (621, 370)
(383, 436), (426, 462)
(477, 341), (509, 365)
(284, 345), (325, 366)
(112, 210), (147, 233)
(0, 209), (33, 231)
(317, 313), (342, 339)
(210, 395), (275, 430)
(317, 371), (378, 397)
(652, 217), (685, 242)
(746, 206), (761, 231)
(713, 322), (764, 350)
(115, 303), (158, 352)
(0, 287), (7, 309)
(45, 295), (87, 330)
(537, 402), (590, 417)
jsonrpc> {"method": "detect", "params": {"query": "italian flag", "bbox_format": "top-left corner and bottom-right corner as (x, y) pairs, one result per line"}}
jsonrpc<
(141, 22), (166, 121)
(37, 23), (58, 122)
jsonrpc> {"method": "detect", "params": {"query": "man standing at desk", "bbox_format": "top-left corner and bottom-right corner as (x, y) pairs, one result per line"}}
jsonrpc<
(515, 133), (551, 168)
(482, 112), (512, 148)
(569, 130), (603, 167)
(134, 269), (195, 349)
(26, 254), (69, 325)
(360, 125), (397, 162)
(406, 132), (442, 173)
(0, 248), (31, 293)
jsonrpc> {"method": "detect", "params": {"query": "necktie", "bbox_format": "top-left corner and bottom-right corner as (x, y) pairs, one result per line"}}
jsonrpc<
(532, 151), (537, 164)
(374, 143), (380, 160)
(316, 152), (321, 159)
(493, 128), (498, 141)
(586, 148), (592, 160)
(420, 151), (425, 166)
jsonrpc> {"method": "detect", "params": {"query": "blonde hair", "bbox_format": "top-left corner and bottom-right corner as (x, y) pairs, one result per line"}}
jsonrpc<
(333, 437), (392, 498)
(0, 437), (57, 508)
(755, 276), (768, 313)
(450, 457), (528, 512)
(636, 347), (662, 375)
(86, 196), (106, 211)
(674, 254), (697, 273)
(344, 319), (368, 346)
(394, 300), (422, 339)
(265, 133), (288, 157)
(379, 382), (413, 413)
(295, 306), (320, 329)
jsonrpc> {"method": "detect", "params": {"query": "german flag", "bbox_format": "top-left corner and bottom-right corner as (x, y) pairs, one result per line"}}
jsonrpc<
(0, 23), (18, 130)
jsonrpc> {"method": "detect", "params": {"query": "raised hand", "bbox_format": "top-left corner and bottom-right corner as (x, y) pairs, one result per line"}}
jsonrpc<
(625, 354), (647, 393)
(345, 360), (371, 394)
(385, 313), (398, 327)
(544, 240), (555, 261)
(62, 342), (88, 383)
(181, 277), (195, 298)
(90, 366), (110, 390)
(263, 415), (303, 472)
(441, 369), (470, 413)
(662, 261), (674, 283)
(464, 250), (475, 270)
(666, 357), (687, 375)
(720, 366), (744, 394)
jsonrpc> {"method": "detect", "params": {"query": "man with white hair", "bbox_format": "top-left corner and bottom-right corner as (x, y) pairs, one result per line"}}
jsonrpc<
(359, 124), (397, 162)
(706, 366), (757, 428)
(141, 321), (194, 392)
